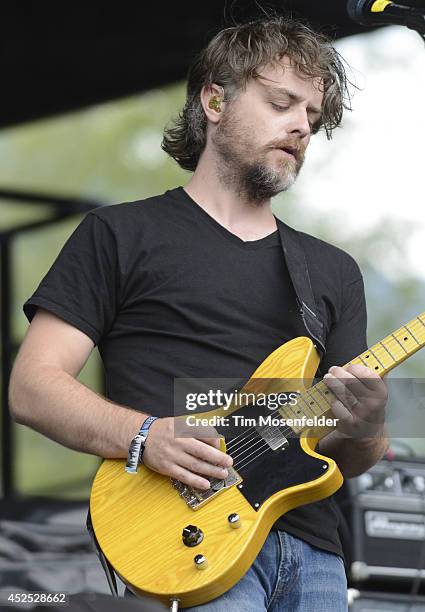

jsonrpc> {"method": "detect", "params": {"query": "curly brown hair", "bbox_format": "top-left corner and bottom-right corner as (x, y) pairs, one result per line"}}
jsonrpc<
(162, 15), (354, 172)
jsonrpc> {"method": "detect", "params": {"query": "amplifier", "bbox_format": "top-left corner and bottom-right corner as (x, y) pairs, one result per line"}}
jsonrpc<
(349, 589), (425, 611)
(346, 458), (425, 584)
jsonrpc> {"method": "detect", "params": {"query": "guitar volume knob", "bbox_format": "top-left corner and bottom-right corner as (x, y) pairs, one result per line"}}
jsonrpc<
(182, 525), (204, 547)
(228, 513), (241, 528)
(194, 554), (208, 569)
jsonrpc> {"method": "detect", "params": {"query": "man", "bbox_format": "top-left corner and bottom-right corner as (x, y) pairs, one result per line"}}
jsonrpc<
(9, 15), (388, 612)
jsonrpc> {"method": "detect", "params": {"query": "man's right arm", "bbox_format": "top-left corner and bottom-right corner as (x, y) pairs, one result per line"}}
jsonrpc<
(8, 308), (231, 490)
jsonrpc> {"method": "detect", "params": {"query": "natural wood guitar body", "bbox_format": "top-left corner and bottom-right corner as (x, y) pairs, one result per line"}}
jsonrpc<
(90, 337), (343, 607)
(90, 314), (425, 607)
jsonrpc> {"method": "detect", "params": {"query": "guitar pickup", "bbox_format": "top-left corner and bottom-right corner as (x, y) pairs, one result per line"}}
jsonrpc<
(255, 425), (289, 451)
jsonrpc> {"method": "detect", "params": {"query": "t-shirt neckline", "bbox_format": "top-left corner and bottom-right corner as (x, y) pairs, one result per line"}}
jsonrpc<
(173, 186), (280, 250)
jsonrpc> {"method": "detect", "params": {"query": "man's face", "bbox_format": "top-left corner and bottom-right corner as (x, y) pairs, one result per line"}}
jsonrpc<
(211, 58), (324, 202)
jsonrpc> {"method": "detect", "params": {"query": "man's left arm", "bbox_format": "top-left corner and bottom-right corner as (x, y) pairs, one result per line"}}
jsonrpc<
(319, 363), (390, 478)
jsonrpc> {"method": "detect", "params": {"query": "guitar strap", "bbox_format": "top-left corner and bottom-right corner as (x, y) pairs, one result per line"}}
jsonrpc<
(277, 219), (327, 358)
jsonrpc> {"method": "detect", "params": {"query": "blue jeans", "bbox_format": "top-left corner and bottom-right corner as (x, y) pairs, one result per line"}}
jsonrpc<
(185, 530), (347, 611)
(126, 530), (347, 611)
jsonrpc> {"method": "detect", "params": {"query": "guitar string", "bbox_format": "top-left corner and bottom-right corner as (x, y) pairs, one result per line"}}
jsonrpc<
(229, 431), (265, 463)
(230, 416), (316, 472)
(225, 368), (353, 455)
(221, 382), (311, 449)
(225, 385), (317, 452)
(229, 315), (425, 453)
(232, 429), (286, 471)
(234, 439), (284, 471)
(199, 320), (425, 484)
(227, 377), (359, 469)
(224, 393), (302, 451)
(227, 382), (331, 458)
(225, 315), (425, 454)
(232, 364), (399, 471)
(226, 427), (262, 455)
(228, 404), (323, 471)
(228, 372), (364, 456)
(206, 428), (283, 476)
(222, 318), (425, 471)
(229, 376), (372, 470)
(232, 427), (295, 470)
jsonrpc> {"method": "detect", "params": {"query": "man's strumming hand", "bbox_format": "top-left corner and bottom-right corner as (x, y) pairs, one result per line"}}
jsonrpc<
(142, 416), (233, 490)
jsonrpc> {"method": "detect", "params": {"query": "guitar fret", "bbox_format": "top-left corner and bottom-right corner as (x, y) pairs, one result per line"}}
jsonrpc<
(347, 313), (425, 377)
(297, 395), (316, 419)
(278, 394), (301, 421)
(412, 318), (425, 341)
(385, 337), (410, 362)
(288, 398), (305, 421)
(279, 404), (301, 422)
(309, 387), (330, 416)
(301, 390), (323, 417)
(391, 333), (408, 353)
(370, 342), (396, 365)
(90, 310), (425, 602)
(405, 325), (420, 345)
(376, 339), (405, 362)
(392, 327), (420, 351)
(300, 393), (319, 417)
(280, 395), (316, 424)
(315, 384), (333, 410)
(379, 341), (396, 362)
(357, 346), (386, 372)
(368, 347), (385, 370)
(290, 312), (425, 437)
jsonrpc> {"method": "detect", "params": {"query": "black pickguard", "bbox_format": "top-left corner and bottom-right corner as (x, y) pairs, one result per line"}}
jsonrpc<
(213, 401), (328, 511)
(232, 437), (327, 510)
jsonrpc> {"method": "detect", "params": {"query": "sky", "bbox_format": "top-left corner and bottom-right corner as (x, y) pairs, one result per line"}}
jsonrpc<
(290, 25), (425, 280)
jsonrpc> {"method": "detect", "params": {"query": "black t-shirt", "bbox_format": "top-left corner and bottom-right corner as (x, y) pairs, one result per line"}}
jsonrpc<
(23, 186), (367, 557)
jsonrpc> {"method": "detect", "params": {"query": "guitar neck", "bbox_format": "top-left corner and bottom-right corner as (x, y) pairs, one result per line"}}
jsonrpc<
(280, 313), (425, 433)
(347, 312), (425, 376)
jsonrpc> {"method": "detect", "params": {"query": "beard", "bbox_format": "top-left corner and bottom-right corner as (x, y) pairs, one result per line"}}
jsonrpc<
(212, 108), (305, 204)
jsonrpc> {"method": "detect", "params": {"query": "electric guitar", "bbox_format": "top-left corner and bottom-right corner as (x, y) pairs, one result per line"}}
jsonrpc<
(90, 313), (425, 608)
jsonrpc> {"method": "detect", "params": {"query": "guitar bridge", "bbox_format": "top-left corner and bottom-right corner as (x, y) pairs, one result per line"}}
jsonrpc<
(171, 467), (242, 510)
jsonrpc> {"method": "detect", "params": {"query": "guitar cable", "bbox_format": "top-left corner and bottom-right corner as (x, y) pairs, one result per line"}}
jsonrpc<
(86, 510), (119, 598)
(88, 506), (182, 609)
